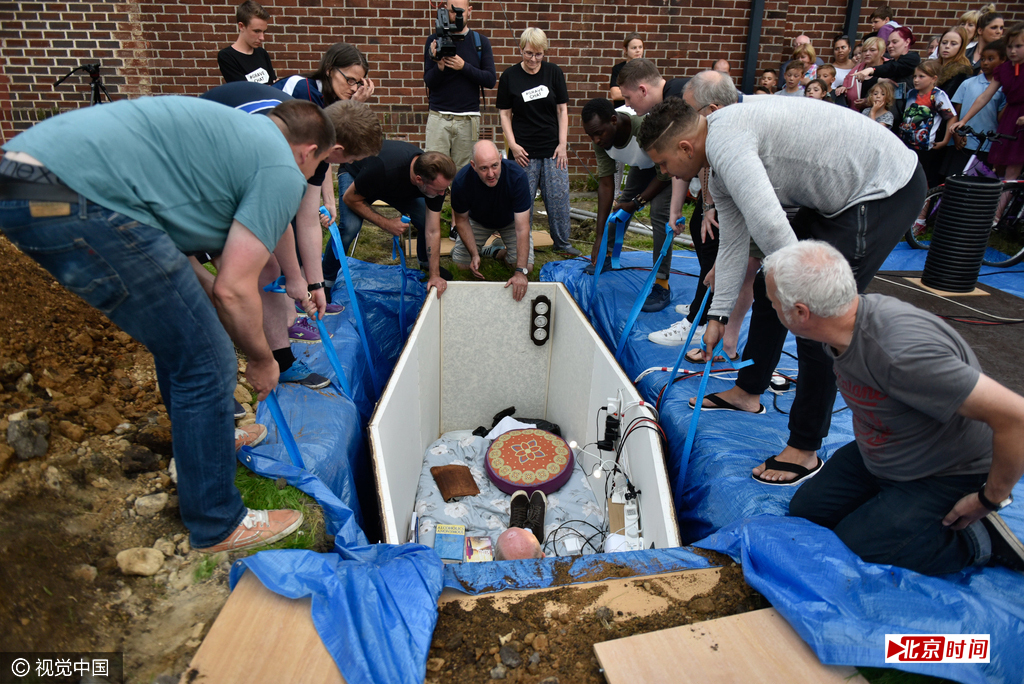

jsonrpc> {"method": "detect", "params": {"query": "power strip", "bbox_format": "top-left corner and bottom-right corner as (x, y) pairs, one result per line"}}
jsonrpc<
(623, 500), (642, 550)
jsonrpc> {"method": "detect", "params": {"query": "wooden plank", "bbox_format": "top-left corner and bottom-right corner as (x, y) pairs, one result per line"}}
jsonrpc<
(903, 277), (989, 297)
(181, 571), (346, 684)
(594, 608), (867, 684)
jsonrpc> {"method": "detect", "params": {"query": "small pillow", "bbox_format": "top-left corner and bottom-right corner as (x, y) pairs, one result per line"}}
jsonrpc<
(430, 464), (480, 502)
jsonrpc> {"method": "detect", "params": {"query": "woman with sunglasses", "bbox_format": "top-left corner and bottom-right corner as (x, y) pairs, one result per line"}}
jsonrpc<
(496, 28), (580, 256)
(274, 43), (375, 292)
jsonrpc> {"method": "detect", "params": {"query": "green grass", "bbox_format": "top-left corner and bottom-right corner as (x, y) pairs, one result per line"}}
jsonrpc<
(193, 555), (219, 582)
(233, 465), (328, 552)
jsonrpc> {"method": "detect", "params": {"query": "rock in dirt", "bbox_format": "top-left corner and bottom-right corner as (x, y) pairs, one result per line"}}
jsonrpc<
(0, 359), (27, 382)
(498, 645), (522, 669)
(444, 633), (463, 651)
(135, 492), (169, 517)
(154, 538), (177, 557)
(136, 424), (172, 456)
(58, 420), (86, 443)
(425, 658), (445, 673)
(70, 564), (98, 583)
(121, 444), (160, 474)
(116, 547), (165, 576)
(7, 417), (50, 460)
(233, 383), (251, 405)
(532, 634), (549, 652)
(688, 596), (716, 614)
(538, 677), (559, 684)
(15, 372), (34, 393)
(489, 664), (507, 680)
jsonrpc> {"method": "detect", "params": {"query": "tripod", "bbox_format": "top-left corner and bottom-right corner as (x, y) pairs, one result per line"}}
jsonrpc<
(54, 63), (113, 105)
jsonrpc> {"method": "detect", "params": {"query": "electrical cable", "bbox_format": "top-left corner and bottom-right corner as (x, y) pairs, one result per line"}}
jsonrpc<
(873, 275), (1024, 323)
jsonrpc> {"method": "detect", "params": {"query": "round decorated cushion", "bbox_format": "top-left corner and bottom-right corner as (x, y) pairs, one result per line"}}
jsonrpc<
(485, 429), (573, 496)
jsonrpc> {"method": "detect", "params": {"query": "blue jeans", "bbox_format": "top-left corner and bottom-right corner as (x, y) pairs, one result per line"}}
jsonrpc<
(523, 157), (571, 249)
(789, 440), (990, 575)
(0, 200), (246, 548)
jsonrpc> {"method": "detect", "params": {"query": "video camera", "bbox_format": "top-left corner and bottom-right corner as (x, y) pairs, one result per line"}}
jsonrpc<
(432, 6), (465, 59)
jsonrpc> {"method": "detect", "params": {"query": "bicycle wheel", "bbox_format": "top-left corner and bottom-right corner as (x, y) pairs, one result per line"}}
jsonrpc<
(905, 186), (944, 250)
(982, 181), (1024, 267)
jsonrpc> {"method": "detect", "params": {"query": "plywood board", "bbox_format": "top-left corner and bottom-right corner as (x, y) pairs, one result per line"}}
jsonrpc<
(903, 277), (989, 297)
(181, 571), (345, 684)
(594, 608), (867, 684)
(403, 230), (554, 257)
(439, 567), (722, 619)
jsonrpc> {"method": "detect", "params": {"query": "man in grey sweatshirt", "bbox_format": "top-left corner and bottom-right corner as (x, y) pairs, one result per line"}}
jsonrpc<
(637, 96), (926, 485)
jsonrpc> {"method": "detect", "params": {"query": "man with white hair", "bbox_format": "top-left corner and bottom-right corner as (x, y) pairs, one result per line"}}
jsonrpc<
(767, 241), (1024, 575)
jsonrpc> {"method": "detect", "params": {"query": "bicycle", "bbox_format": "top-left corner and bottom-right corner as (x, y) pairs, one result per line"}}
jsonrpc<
(904, 126), (1024, 267)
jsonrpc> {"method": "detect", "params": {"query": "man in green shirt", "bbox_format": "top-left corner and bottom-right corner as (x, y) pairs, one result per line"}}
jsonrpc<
(0, 96), (334, 553)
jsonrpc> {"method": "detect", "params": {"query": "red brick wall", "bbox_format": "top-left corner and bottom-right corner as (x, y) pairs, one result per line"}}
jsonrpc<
(2, 1), (1022, 174)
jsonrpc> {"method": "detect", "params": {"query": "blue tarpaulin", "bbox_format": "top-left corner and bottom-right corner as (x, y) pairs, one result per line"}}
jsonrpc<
(220, 245), (1024, 684)
(542, 248), (1024, 684)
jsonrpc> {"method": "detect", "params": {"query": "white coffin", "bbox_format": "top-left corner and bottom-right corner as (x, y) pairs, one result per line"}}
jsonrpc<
(368, 282), (680, 552)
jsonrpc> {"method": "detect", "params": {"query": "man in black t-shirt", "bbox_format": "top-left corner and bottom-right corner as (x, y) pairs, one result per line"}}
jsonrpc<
(343, 142), (457, 297)
(218, 1), (276, 84)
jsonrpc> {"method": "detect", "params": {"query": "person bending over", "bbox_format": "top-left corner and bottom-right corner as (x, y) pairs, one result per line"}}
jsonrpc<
(769, 241), (1024, 575)
(449, 140), (534, 301)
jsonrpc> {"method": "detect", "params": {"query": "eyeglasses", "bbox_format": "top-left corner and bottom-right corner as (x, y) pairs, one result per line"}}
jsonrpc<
(522, 50), (544, 60)
(336, 71), (364, 87)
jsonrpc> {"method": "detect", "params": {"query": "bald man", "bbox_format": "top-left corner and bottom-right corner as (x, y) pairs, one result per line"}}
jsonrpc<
(449, 140), (534, 301)
(495, 490), (547, 560)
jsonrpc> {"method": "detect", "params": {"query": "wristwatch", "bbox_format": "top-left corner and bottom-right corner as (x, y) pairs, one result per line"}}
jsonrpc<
(977, 484), (1013, 511)
(706, 314), (729, 326)
(516, 267), (529, 276)
(307, 281), (326, 292)
(630, 194), (647, 210)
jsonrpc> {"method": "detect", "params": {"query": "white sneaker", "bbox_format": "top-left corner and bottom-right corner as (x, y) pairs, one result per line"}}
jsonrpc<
(675, 304), (690, 315)
(647, 318), (705, 346)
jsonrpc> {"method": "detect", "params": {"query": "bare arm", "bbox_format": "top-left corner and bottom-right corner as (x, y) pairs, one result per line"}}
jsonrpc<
(320, 166), (336, 224)
(294, 185), (328, 316)
(553, 102), (569, 170)
(500, 108), (528, 168)
(950, 80), (1001, 133)
(212, 220), (278, 399)
(943, 374), (1024, 529)
(424, 208), (446, 298)
(504, 209), (531, 301)
(342, 182), (406, 236)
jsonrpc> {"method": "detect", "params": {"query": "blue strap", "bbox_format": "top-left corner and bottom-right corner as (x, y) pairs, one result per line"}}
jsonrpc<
(391, 215), (412, 343)
(321, 206), (383, 396)
(663, 288), (712, 408)
(681, 338), (754, 465)
(592, 208), (632, 312)
(262, 276), (352, 398)
(614, 218), (682, 360)
(610, 209), (629, 269)
(264, 390), (306, 469)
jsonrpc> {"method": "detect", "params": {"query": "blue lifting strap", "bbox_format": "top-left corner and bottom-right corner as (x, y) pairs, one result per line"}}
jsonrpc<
(614, 218), (682, 360)
(262, 276), (352, 399)
(264, 390), (306, 469)
(681, 337), (754, 465)
(592, 207), (632, 311)
(391, 215), (412, 342)
(320, 206), (383, 396)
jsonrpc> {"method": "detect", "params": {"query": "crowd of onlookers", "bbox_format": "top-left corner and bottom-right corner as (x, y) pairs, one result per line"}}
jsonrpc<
(736, 4), (1023, 193)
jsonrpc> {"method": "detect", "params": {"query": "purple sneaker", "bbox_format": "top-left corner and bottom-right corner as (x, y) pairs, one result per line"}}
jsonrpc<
(295, 302), (345, 317)
(288, 317), (321, 344)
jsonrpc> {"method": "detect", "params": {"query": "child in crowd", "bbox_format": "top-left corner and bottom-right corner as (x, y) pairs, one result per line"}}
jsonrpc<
(804, 79), (830, 100)
(900, 60), (957, 188)
(852, 43), (864, 63)
(952, 22), (1024, 198)
(863, 81), (896, 128)
(792, 44), (817, 85)
(948, 39), (1006, 174)
(760, 68), (778, 92)
(869, 4), (901, 43)
(816, 64), (843, 104)
(777, 62), (805, 96)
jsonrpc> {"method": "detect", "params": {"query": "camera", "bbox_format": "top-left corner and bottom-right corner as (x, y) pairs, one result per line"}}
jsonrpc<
(432, 6), (465, 60)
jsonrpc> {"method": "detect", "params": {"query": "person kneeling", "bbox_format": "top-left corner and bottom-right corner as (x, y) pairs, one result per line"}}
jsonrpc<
(768, 241), (1024, 575)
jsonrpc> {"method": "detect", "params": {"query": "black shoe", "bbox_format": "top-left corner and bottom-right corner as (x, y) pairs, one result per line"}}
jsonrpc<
(527, 490), (547, 544)
(233, 399), (247, 420)
(982, 513), (1024, 571)
(641, 283), (671, 312)
(583, 258), (613, 276)
(509, 490), (530, 531)
(557, 244), (582, 257)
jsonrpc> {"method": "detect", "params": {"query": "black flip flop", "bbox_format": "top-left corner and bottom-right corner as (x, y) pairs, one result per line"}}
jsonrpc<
(684, 348), (740, 365)
(752, 455), (823, 486)
(689, 392), (766, 414)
